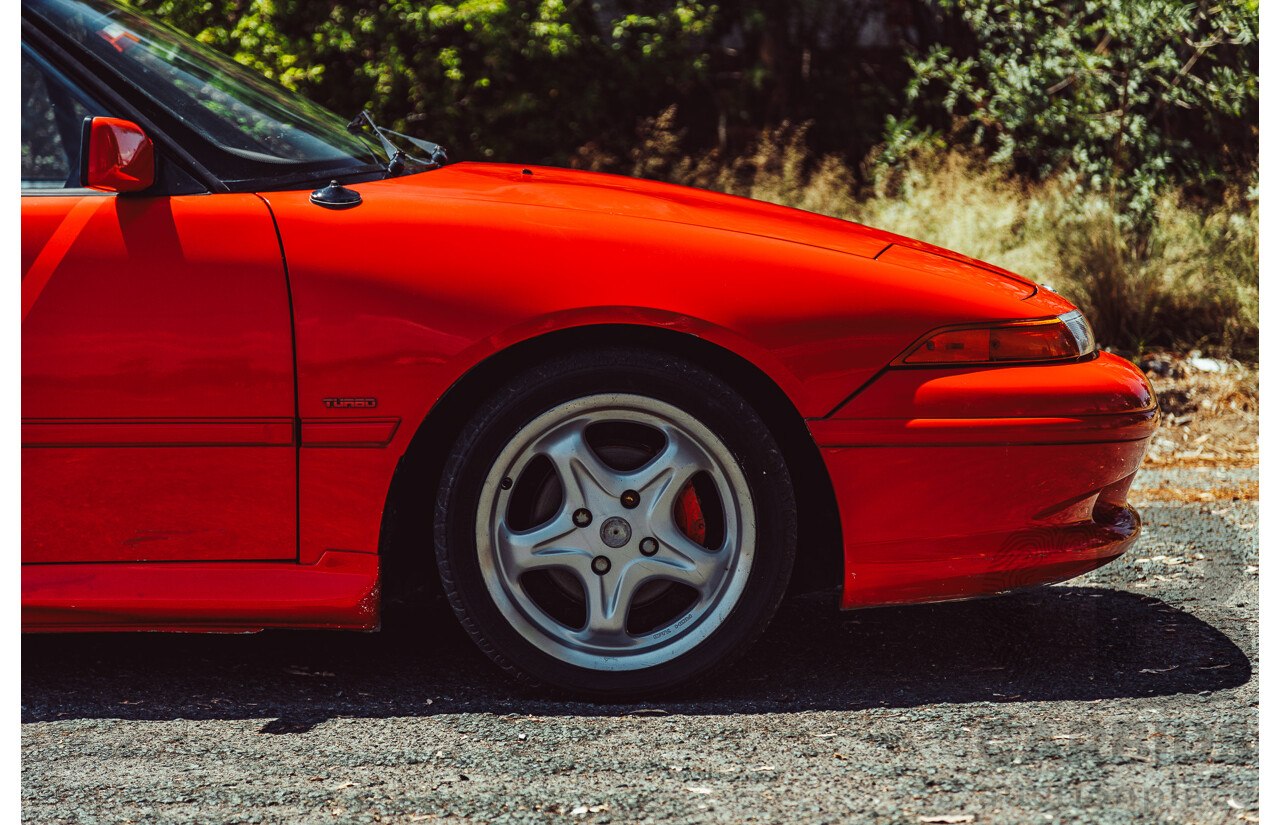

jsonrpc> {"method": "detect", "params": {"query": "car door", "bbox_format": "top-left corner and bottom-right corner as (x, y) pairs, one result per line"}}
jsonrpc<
(21, 41), (298, 563)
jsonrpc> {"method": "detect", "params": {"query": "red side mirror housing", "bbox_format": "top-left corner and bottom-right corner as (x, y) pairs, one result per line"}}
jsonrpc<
(80, 117), (155, 193)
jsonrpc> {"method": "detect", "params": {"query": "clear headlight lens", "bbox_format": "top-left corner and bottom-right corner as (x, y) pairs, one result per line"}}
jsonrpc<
(899, 310), (1097, 365)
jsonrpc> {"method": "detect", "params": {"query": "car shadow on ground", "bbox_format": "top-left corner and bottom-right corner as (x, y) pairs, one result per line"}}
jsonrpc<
(21, 586), (1251, 731)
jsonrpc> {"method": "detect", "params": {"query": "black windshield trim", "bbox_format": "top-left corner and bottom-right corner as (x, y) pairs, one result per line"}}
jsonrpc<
(22, 16), (224, 193)
(223, 164), (393, 193)
(24, 0), (384, 192)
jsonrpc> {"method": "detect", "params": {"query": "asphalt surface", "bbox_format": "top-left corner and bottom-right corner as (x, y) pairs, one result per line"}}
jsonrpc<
(22, 465), (1259, 825)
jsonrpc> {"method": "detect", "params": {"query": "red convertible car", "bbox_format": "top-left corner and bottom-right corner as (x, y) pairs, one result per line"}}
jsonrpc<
(21, 0), (1155, 695)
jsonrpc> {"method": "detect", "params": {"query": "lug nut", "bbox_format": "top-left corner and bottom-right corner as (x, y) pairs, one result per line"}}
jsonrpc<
(639, 537), (658, 556)
(591, 556), (611, 575)
(620, 489), (640, 509)
(572, 508), (592, 527)
(500, 476), (513, 490)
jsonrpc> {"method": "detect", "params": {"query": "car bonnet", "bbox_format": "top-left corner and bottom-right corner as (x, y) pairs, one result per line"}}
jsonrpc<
(373, 162), (1038, 298)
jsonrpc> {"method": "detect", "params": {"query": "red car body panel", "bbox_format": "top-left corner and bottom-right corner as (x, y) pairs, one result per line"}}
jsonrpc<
(830, 354), (1155, 419)
(814, 351), (1155, 606)
(267, 163), (1067, 420)
(257, 163), (1083, 566)
(22, 551), (379, 632)
(22, 193), (297, 565)
(21, 161), (1153, 630)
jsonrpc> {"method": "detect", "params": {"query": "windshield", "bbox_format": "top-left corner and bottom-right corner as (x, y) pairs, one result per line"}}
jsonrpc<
(26, 0), (381, 181)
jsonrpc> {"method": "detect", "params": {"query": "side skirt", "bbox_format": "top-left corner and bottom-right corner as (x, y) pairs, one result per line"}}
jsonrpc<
(21, 551), (379, 632)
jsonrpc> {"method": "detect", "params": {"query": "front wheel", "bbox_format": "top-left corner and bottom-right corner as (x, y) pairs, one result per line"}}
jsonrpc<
(434, 348), (796, 696)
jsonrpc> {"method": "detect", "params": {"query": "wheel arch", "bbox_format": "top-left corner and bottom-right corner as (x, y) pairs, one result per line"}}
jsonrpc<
(377, 323), (844, 616)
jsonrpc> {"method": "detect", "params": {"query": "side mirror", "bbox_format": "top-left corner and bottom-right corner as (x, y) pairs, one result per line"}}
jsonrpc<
(80, 117), (154, 193)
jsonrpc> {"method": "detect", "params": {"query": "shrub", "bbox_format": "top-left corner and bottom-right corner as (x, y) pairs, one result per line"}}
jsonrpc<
(619, 113), (1258, 359)
(893, 0), (1259, 225)
(1056, 191), (1258, 357)
(128, 0), (720, 163)
(129, 0), (1258, 216)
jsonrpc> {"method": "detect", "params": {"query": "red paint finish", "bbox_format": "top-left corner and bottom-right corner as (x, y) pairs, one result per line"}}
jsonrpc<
(261, 164), (1076, 561)
(297, 448), (395, 562)
(265, 163), (1065, 423)
(22, 445), (295, 563)
(22, 193), (296, 563)
(813, 352), (1155, 607)
(22, 419), (294, 447)
(875, 244), (1036, 301)
(295, 423), (401, 561)
(82, 117), (154, 193)
(831, 352), (1155, 419)
(300, 419), (400, 447)
(21, 157), (1157, 631)
(22, 551), (379, 631)
(845, 506), (1142, 606)
(808, 410), (1157, 446)
(22, 194), (294, 419)
(825, 437), (1148, 608)
(22, 198), (106, 322)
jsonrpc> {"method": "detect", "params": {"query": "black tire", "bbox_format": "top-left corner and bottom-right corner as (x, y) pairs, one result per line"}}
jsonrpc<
(434, 347), (797, 697)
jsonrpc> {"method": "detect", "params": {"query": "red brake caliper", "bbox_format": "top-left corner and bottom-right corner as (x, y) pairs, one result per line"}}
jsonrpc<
(674, 481), (707, 547)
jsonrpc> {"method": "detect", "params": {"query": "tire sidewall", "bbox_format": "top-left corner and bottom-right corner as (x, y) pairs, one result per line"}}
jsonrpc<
(435, 348), (796, 696)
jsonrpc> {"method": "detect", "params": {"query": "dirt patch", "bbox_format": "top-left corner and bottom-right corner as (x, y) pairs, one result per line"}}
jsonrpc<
(1132, 479), (1259, 503)
(1136, 355), (1258, 466)
(1143, 454), (1259, 469)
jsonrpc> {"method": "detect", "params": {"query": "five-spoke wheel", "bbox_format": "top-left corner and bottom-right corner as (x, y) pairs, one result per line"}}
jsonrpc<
(435, 348), (796, 696)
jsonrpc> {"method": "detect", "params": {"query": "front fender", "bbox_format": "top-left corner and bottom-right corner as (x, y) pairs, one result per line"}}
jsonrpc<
(257, 176), (1055, 562)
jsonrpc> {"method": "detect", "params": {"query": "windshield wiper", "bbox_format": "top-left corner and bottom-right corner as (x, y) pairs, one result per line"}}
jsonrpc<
(346, 111), (448, 177)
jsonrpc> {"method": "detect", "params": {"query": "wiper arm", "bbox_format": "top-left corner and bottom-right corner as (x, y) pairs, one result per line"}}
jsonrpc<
(346, 111), (448, 176)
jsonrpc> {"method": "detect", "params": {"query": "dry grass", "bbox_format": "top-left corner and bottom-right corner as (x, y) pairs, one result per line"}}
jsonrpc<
(586, 109), (1259, 361)
(1057, 194), (1259, 360)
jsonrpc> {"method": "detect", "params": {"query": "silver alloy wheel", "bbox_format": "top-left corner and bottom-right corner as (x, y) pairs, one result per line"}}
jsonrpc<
(475, 393), (756, 671)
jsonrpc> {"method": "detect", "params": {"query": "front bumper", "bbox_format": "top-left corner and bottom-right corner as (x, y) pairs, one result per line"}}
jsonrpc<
(809, 352), (1156, 608)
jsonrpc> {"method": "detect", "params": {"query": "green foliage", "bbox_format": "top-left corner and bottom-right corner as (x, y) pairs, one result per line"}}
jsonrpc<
(128, 0), (1258, 213)
(895, 0), (1258, 223)
(129, 0), (719, 162)
(122, 0), (1258, 356)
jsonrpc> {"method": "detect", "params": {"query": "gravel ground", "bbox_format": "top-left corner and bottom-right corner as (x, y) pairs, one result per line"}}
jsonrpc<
(22, 464), (1259, 825)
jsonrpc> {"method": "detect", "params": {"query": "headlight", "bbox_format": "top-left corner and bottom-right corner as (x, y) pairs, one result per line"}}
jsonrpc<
(897, 310), (1097, 365)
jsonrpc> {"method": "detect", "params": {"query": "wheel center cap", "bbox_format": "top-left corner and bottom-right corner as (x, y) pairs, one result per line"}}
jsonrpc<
(599, 516), (632, 548)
